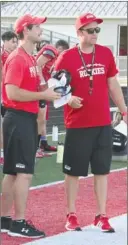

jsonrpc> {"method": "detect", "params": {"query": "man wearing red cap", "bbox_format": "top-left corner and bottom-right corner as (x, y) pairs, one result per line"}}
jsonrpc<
(54, 13), (127, 232)
(1, 14), (61, 238)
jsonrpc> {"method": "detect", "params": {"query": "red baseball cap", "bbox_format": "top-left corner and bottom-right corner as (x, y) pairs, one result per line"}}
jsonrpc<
(75, 13), (103, 30)
(14, 14), (47, 34)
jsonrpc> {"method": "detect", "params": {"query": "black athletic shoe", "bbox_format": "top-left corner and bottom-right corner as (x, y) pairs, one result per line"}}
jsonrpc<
(8, 220), (46, 238)
(1, 216), (12, 233)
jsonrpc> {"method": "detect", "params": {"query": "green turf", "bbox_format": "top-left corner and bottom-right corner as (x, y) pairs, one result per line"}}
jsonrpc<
(33, 154), (64, 186)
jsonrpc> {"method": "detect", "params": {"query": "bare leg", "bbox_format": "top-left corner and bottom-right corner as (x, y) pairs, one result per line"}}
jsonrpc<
(94, 174), (108, 215)
(1, 174), (16, 216)
(37, 107), (47, 136)
(65, 174), (79, 214)
(13, 173), (32, 220)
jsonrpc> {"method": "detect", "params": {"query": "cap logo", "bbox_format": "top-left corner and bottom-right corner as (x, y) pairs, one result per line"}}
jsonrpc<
(86, 14), (94, 19)
(22, 22), (28, 27)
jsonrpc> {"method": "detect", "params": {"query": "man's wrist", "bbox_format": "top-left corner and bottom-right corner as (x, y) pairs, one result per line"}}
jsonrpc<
(122, 111), (127, 116)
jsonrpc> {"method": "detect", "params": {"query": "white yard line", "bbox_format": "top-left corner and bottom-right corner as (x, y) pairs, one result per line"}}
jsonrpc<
(30, 167), (127, 190)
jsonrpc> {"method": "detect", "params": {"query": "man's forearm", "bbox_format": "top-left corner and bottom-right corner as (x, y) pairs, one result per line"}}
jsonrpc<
(6, 85), (44, 102)
(109, 80), (127, 113)
(14, 89), (43, 102)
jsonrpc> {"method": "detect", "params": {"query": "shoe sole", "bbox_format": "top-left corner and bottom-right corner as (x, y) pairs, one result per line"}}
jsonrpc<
(102, 229), (115, 233)
(1, 229), (9, 233)
(8, 231), (46, 238)
(93, 225), (115, 233)
(65, 225), (82, 231)
(43, 148), (57, 152)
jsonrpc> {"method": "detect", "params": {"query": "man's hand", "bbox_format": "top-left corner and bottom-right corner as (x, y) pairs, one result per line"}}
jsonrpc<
(121, 106), (127, 124)
(42, 87), (61, 101)
(112, 111), (122, 128)
(68, 96), (83, 108)
(112, 108), (127, 128)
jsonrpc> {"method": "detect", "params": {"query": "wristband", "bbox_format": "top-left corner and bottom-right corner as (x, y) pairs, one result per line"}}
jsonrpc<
(122, 112), (127, 116)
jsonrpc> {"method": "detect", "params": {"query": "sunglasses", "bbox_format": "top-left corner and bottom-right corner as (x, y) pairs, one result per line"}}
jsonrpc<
(43, 49), (56, 59)
(81, 27), (101, 34)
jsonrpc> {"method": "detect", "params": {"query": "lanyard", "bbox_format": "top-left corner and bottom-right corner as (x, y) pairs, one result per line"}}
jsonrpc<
(77, 45), (95, 95)
(20, 46), (39, 87)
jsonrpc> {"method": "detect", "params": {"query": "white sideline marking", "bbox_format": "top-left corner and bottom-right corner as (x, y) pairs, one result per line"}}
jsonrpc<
(24, 214), (127, 245)
(30, 167), (127, 190)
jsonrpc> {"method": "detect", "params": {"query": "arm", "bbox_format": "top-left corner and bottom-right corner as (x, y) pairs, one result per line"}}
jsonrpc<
(5, 56), (61, 102)
(6, 84), (45, 101)
(6, 84), (61, 102)
(108, 76), (127, 113)
(37, 54), (50, 85)
(106, 49), (127, 124)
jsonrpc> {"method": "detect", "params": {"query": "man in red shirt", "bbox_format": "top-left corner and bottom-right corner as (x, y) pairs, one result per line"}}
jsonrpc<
(1, 31), (18, 165)
(55, 39), (69, 55)
(36, 44), (58, 157)
(1, 31), (18, 66)
(1, 14), (61, 238)
(54, 13), (127, 232)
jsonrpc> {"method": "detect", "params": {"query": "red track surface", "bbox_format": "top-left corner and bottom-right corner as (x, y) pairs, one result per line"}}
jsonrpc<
(1, 170), (127, 245)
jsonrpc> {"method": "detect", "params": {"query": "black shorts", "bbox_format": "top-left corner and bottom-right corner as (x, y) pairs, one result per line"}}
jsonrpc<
(3, 109), (38, 175)
(63, 125), (112, 177)
(39, 100), (46, 108)
(1, 104), (6, 117)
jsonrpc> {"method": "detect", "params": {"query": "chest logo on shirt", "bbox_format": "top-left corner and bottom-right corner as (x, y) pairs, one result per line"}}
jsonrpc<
(29, 66), (39, 78)
(77, 64), (105, 78)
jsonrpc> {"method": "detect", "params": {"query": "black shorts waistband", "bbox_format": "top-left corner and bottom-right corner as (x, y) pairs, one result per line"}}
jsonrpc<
(6, 108), (38, 119)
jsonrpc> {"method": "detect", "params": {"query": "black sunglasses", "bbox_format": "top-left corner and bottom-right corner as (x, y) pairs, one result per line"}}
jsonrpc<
(80, 27), (101, 34)
(43, 49), (56, 58)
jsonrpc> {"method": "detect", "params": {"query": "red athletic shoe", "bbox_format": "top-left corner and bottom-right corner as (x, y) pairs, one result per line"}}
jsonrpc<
(40, 141), (57, 152)
(94, 215), (115, 232)
(36, 149), (51, 158)
(36, 149), (44, 158)
(65, 213), (82, 231)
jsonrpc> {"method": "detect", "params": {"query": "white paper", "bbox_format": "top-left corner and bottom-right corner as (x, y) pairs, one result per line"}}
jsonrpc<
(114, 120), (127, 137)
(48, 77), (72, 108)
(47, 78), (58, 88)
(54, 86), (71, 108)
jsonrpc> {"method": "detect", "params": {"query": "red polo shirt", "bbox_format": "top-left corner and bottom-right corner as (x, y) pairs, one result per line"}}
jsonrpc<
(2, 47), (40, 114)
(54, 44), (118, 128)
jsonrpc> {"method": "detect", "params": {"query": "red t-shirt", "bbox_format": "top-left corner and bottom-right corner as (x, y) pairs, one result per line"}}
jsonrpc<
(2, 47), (40, 114)
(1, 49), (10, 66)
(54, 44), (118, 128)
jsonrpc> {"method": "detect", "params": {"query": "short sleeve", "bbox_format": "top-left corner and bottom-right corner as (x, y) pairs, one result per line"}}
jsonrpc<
(54, 51), (69, 71)
(107, 51), (118, 78)
(4, 55), (25, 87)
(2, 53), (8, 66)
